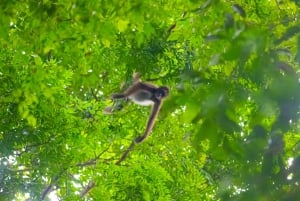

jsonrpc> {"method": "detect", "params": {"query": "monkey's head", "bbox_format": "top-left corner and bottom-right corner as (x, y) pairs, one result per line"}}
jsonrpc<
(155, 86), (169, 100)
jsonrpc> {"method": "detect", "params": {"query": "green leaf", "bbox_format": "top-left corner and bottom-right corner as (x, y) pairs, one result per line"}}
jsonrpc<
(275, 25), (300, 45)
(232, 4), (246, 18)
(117, 19), (129, 32)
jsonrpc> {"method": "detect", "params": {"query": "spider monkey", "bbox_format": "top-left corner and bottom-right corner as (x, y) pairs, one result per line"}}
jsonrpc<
(111, 73), (169, 143)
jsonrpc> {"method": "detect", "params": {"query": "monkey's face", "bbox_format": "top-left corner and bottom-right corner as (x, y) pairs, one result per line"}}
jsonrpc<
(155, 87), (169, 100)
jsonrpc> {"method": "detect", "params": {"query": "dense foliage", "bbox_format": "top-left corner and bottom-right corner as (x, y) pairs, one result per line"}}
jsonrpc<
(1, 0), (300, 200)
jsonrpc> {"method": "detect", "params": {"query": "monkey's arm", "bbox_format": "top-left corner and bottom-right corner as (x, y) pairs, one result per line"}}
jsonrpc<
(111, 93), (126, 99)
(112, 82), (156, 99)
(135, 101), (162, 143)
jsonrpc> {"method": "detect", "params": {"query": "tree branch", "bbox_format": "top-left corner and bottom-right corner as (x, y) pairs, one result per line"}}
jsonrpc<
(80, 180), (95, 198)
(41, 169), (66, 200)
(41, 145), (111, 200)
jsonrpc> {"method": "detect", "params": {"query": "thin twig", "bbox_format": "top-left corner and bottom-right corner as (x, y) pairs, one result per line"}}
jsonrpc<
(77, 144), (111, 167)
(90, 88), (99, 101)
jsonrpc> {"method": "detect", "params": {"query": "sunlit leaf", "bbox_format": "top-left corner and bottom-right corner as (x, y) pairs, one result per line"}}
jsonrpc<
(117, 19), (129, 32)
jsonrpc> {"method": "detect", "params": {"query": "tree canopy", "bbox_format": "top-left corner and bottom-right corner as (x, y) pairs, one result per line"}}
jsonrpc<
(1, 0), (300, 200)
